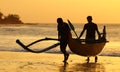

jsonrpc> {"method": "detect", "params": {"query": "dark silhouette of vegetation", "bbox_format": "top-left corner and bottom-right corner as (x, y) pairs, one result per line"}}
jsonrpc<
(0, 12), (23, 24)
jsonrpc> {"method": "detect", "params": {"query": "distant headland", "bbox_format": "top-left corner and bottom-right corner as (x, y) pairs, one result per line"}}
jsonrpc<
(0, 12), (23, 24)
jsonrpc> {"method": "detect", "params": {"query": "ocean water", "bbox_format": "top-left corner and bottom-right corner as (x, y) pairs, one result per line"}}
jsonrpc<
(0, 24), (120, 57)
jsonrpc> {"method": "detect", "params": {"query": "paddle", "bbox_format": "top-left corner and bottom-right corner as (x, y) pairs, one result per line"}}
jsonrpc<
(67, 20), (79, 38)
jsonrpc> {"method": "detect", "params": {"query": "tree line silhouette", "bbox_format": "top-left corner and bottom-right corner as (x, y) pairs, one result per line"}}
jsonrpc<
(0, 12), (23, 24)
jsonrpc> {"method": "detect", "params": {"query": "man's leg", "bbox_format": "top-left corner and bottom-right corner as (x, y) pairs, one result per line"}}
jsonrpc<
(60, 42), (69, 62)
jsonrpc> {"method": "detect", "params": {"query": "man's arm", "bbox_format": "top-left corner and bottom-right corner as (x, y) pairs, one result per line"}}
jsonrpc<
(78, 25), (86, 39)
(58, 32), (61, 40)
(57, 25), (61, 40)
(96, 25), (101, 39)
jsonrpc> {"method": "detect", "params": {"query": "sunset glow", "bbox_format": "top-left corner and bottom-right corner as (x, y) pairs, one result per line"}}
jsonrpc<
(0, 0), (120, 23)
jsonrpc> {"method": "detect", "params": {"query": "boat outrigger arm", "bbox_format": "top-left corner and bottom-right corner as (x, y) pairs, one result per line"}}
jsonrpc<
(16, 38), (60, 53)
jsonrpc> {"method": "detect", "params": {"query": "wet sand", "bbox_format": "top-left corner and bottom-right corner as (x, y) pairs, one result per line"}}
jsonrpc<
(0, 51), (120, 72)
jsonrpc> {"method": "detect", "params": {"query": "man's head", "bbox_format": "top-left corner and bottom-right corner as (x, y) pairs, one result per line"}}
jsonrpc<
(57, 18), (63, 24)
(87, 16), (92, 23)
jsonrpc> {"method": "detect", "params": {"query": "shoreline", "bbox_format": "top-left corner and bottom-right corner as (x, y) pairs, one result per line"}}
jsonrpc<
(0, 51), (120, 72)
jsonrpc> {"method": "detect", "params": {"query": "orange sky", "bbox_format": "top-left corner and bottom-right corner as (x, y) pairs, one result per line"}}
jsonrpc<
(0, 0), (120, 23)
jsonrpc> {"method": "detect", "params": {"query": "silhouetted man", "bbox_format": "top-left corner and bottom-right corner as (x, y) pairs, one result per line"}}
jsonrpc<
(57, 18), (70, 62)
(79, 16), (101, 43)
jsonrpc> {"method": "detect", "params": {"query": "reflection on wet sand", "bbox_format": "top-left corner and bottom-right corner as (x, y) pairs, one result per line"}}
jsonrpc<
(60, 62), (105, 72)
(59, 62), (68, 72)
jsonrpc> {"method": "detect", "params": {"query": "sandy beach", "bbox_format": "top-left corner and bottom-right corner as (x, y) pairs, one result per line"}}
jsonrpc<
(0, 51), (120, 72)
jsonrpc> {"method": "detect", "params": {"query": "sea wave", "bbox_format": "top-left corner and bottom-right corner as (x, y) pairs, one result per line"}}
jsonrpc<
(0, 49), (120, 57)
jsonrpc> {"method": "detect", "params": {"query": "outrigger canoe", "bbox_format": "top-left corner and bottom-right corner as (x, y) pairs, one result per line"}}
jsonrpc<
(16, 22), (108, 62)
(16, 26), (107, 56)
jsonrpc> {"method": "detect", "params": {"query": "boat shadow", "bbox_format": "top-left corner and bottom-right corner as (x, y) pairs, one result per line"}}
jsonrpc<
(59, 62), (105, 72)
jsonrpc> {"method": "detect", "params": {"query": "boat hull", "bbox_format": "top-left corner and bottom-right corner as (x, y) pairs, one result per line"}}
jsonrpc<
(68, 39), (106, 56)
